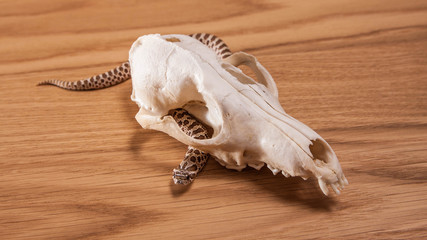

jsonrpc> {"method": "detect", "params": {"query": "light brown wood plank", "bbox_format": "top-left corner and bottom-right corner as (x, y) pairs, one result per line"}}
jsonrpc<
(1, 0), (426, 239)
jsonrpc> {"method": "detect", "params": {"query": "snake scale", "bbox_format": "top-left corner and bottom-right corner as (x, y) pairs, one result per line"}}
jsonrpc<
(38, 33), (232, 185)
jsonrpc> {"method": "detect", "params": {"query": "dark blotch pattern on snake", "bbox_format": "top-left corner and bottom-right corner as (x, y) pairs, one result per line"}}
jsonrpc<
(37, 62), (131, 91)
(170, 108), (211, 185)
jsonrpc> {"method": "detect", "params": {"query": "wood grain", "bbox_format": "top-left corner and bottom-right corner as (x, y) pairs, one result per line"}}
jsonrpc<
(1, 0), (426, 239)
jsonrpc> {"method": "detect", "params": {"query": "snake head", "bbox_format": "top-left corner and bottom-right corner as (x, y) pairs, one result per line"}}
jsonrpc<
(172, 168), (197, 185)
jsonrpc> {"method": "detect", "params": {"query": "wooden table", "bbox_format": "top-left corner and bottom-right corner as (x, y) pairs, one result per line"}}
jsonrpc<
(1, 0), (426, 239)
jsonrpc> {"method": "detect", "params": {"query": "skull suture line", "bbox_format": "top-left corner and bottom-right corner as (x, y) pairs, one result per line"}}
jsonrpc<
(130, 34), (348, 196)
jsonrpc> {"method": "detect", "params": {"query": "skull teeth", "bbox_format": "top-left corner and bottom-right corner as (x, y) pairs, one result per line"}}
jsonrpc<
(315, 175), (349, 196)
(342, 176), (349, 185)
(318, 178), (329, 196)
(331, 183), (341, 195)
(248, 162), (265, 170)
(281, 171), (290, 178)
(265, 163), (347, 196)
(267, 164), (280, 175)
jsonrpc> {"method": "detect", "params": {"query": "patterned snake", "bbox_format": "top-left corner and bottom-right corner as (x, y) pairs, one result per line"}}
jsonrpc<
(37, 33), (232, 185)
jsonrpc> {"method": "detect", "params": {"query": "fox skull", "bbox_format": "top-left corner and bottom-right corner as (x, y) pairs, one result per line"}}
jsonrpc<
(130, 34), (348, 196)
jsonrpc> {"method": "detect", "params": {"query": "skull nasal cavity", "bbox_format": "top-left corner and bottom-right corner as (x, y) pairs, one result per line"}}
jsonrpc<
(309, 139), (329, 163)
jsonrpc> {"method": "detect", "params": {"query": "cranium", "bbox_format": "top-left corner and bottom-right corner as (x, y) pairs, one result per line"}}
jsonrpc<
(130, 34), (348, 195)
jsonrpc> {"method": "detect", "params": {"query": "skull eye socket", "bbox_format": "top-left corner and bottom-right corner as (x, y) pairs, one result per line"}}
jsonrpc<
(221, 63), (256, 86)
(238, 64), (258, 82)
(223, 52), (278, 97)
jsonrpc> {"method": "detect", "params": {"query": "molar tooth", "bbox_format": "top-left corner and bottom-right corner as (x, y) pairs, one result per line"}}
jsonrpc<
(248, 162), (264, 170)
(267, 164), (280, 175)
(225, 164), (246, 171)
(281, 171), (290, 178)
(318, 178), (329, 196)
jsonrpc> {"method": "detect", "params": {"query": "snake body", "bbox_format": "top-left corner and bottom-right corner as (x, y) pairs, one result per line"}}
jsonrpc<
(171, 108), (211, 185)
(38, 33), (232, 184)
(37, 62), (131, 90)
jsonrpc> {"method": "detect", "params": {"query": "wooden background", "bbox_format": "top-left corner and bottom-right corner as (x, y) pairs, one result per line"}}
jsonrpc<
(1, 0), (426, 239)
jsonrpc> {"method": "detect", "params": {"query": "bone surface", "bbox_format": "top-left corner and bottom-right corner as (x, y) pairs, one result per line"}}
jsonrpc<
(130, 34), (348, 195)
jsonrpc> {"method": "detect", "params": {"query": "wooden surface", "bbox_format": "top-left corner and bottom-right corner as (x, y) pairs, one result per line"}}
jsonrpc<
(1, 0), (426, 239)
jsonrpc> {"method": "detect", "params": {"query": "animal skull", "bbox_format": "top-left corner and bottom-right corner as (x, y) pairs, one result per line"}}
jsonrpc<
(130, 34), (348, 195)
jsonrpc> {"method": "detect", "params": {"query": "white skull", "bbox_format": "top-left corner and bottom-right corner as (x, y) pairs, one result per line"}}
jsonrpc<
(129, 34), (348, 195)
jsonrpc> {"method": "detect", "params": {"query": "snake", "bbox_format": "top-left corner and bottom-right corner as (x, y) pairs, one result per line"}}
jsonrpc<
(37, 33), (232, 185)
